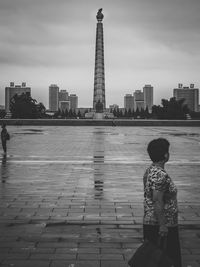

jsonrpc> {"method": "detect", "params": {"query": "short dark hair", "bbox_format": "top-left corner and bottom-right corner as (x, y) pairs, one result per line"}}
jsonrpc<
(147, 138), (170, 162)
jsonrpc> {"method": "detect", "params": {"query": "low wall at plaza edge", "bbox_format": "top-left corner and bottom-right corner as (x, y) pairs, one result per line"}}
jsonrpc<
(1, 119), (200, 126)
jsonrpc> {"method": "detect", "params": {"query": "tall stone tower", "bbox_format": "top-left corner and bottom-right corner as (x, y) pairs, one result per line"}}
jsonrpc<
(93, 8), (106, 111)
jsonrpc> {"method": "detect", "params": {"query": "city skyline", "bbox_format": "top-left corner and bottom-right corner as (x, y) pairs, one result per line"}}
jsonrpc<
(0, 0), (200, 108)
(2, 80), (200, 111)
(49, 84), (78, 111)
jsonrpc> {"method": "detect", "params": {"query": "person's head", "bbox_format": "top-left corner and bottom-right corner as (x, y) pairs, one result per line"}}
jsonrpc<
(1, 123), (6, 129)
(147, 138), (170, 163)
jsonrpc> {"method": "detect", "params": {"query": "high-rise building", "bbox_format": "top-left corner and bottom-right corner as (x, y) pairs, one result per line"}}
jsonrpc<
(69, 94), (78, 110)
(93, 8), (106, 110)
(59, 90), (69, 102)
(49, 84), (59, 111)
(143, 84), (153, 112)
(134, 90), (144, 101)
(173, 84), (199, 112)
(5, 82), (31, 112)
(59, 101), (70, 112)
(134, 90), (144, 111)
(124, 94), (134, 110)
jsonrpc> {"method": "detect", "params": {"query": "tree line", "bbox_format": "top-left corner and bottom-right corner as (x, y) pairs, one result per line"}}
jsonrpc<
(112, 107), (150, 119)
(111, 97), (193, 119)
(3, 93), (200, 120)
(53, 108), (83, 119)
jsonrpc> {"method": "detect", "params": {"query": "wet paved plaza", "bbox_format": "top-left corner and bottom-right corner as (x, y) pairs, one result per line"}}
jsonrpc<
(0, 126), (200, 267)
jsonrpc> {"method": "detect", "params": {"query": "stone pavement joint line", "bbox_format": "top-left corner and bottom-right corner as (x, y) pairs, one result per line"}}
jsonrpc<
(0, 126), (200, 267)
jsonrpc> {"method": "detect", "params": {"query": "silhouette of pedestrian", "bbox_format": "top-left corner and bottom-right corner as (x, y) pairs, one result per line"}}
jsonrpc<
(1, 123), (9, 154)
(112, 120), (116, 127)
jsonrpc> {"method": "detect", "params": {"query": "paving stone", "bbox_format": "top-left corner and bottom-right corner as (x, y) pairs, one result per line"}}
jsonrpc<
(29, 248), (56, 254)
(79, 242), (121, 248)
(101, 261), (128, 267)
(79, 248), (100, 254)
(0, 126), (200, 266)
(1, 259), (51, 267)
(30, 253), (77, 260)
(50, 261), (100, 267)
(50, 261), (76, 267)
(37, 242), (78, 248)
(77, 254), (100, 260)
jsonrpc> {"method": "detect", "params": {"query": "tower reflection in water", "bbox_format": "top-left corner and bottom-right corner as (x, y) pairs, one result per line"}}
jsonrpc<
(93, 128), (105, 199)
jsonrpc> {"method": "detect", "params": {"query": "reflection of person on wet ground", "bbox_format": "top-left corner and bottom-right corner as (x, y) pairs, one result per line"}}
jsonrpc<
(2, 153), (7, 164)
(1, 153), (7, 183)
(1, 123), (9, 154)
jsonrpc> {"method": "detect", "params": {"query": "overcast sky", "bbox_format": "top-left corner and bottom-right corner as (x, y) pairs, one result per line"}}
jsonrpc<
(0, 0), (200, 108)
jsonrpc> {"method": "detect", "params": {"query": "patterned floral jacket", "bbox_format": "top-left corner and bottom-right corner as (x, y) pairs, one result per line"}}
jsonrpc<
(143, 164), (178, 226)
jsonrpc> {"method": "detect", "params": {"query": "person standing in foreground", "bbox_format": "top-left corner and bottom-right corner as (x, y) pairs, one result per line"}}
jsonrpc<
(143, 138), (182, 267)
(1, 123), (9, 154)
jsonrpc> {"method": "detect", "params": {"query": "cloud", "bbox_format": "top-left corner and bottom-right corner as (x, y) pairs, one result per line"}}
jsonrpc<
(105, 0), (200, 54)
(0, 0), (98, 67)
(0, 0), (200, 107)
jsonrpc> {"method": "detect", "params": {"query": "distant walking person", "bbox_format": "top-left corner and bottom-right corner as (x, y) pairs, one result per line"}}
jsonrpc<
(143, 138), (182, 267)
(112, 119), (116, 127)
(1, 123), (9, 154)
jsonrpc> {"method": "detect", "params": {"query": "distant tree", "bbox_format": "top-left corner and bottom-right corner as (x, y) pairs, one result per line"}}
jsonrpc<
(36, 102), (46, 118)
(140, 108), (145, 119)
(190, 111), (200, 119)
(0, 109), (6, 119)
(53, 109), (61, 118)
(10, 93), (45, 119)
(124, 109), (128, 118)
(127, 108), (132, 118)
(135, 107), (140, 118)
(84, 109), (89, 118)
(132, 109), (135, 118)
(64, 108), (69, 118)
(152, 105), (162, 119)
(73, 109), (77, 118)
(68, 109), (73, 118)
(116, 108), (121, 118)
(144, 107), (150, 119)
(77, 110), (82, 118)
(113, 108), (117, 117)
(61, 110), (65, 118)
(119, 109), (123, 118)
(152, 97), (189, 119)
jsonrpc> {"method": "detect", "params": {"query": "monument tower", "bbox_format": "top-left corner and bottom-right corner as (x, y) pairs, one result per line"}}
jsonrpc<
(93, 8), (106, 111)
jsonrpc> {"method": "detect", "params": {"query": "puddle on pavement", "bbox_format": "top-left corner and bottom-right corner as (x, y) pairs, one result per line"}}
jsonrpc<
(13, 128), (44, 135)
(161, 132), (200, 137)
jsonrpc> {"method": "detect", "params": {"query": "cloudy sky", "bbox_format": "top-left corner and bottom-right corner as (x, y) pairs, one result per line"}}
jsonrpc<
(0, 0), (200, 108)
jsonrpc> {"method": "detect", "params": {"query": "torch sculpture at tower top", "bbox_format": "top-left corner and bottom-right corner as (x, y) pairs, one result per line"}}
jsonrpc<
(93, 8), (106, 111)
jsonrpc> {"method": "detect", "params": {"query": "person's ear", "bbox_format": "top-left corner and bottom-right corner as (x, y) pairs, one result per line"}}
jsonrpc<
(164, 152), (169, 161)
